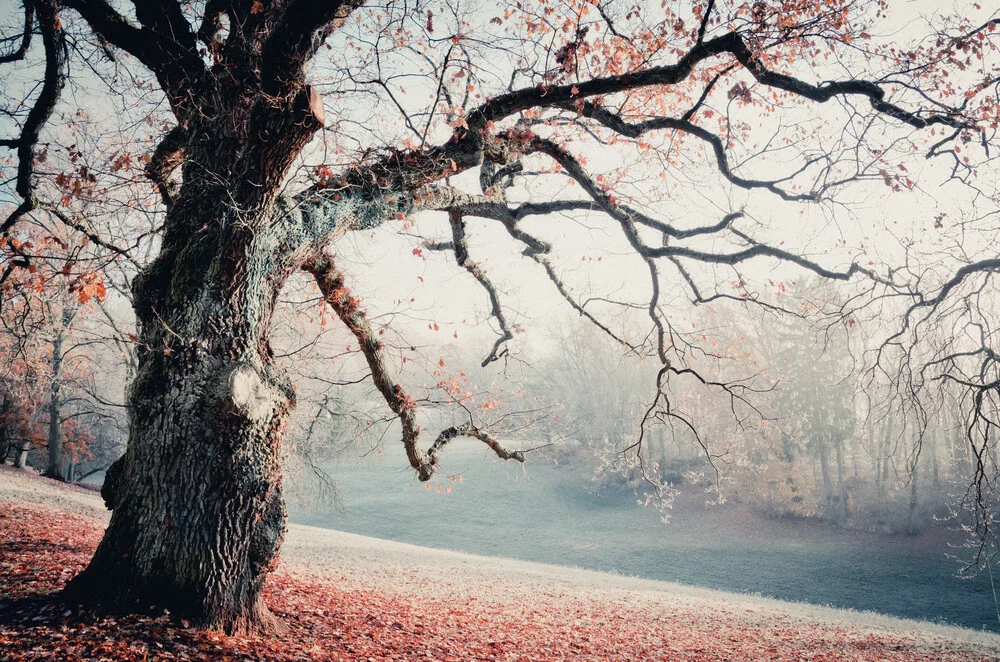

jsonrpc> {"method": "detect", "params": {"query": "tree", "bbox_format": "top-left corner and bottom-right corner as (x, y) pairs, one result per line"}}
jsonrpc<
(2, 0), (997, 632)
(0, 272), (48, 469)
(772, 287), (856, 524)
(0, 226), (111, 477)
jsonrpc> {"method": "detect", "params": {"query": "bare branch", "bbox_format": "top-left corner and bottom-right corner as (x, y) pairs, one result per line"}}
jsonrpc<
(0, 1), (33, 64)
(444, 211), (513, 366)
(1, 0), (66, 236)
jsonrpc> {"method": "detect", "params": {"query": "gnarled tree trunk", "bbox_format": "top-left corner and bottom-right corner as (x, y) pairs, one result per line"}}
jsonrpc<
(64, 85), (325, 634)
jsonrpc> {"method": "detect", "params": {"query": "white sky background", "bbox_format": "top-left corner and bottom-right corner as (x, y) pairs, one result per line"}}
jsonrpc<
(1, 0), (999, 446)
(292, 0), (1000, 364)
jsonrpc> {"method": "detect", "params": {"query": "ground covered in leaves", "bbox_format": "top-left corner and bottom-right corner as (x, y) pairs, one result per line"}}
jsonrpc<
(1, 482), (999, 660)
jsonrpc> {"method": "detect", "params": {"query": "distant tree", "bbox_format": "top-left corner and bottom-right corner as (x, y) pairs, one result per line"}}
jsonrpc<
(0, 226), (115, 479)
(532, 320), (652, 446)
(766, 284), (856, 523)
(2, 0), (997, 632)
(0, 293), (47, 469)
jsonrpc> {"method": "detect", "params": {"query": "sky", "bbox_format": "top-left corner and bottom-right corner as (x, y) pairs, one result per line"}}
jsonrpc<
(1, 0), (999, 425)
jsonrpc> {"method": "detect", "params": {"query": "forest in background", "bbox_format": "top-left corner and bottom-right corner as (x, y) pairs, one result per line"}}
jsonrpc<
(4, 269), (983, 558)
(1, 0), (999, 633)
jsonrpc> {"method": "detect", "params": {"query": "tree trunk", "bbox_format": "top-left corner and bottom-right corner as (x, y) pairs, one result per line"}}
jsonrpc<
(851, 438), (859, 478)
(12, 444), (28, 469)
(657, 427), (668, 479)
(44, 325), (65, 480)
(63, 192), (297, 632)
(64, 85), (325, 633)
(818, 442), (838, 523)
(881, 418), (892, 495)
(0, 396), (8, 463)
(64, 337), (293, 632)
(930, 432), (941, 488)
(835, 437), (847, 522)
(876, 413), (892, 501)
(907, 455), (920, 535)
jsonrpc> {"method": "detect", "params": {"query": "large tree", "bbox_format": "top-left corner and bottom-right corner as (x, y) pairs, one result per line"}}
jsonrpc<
(2, 0), (997, 633)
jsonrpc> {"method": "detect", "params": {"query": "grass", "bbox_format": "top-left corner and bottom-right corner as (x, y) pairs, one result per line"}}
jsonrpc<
(288, 442), (1000, 633)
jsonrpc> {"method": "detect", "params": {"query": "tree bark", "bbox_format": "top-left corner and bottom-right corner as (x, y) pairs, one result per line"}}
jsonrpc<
(64, 335), (293, 632)
(64, 85), (325, 634)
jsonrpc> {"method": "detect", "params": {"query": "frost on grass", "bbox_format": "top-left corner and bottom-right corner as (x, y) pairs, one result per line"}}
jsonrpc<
(2, 488), (999, 661)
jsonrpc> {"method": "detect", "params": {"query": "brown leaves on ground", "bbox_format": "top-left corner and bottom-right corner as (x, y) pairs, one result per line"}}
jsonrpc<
(0, 501), (995, 661)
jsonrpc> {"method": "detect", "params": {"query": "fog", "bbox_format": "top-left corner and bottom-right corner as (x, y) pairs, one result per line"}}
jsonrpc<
(272, 279), (1000, 632)
(3, 0), (1000, 639)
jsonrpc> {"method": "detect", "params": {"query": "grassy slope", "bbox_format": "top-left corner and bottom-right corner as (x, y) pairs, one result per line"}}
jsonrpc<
(1, 466), (998, 661)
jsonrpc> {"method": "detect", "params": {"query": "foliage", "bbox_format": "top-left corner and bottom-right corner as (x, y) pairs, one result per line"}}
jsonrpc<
(1, 489), (996, 661)
(2, 0), (1000, 628)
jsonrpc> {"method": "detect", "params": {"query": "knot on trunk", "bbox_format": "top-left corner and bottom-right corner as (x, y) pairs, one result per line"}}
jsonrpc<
(249, 486), (286, 575)
(101, 456), (124, 510)
(229, 362), (278, 420)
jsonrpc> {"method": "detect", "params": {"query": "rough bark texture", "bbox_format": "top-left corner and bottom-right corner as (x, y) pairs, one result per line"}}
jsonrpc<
(64, 82), (326, 634)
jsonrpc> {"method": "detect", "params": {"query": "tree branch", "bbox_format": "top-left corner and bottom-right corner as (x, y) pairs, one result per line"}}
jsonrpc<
(427, 422), (527, 465)
(304, 251), (529, 480)
(560, 100), (819, 201)
(303, 251), (433, 479)
(1, 0), (66, 236)
(146, 124), (186, 208)
(0, 1), (33, 63)
(443, 211), (513, 366)
(260, 0), (365, 94)
(61, 0), (204, 116)
(531, 137), (888, 284)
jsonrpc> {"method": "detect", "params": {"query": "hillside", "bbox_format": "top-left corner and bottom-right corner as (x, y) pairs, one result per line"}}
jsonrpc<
(1, 466), (998, 661)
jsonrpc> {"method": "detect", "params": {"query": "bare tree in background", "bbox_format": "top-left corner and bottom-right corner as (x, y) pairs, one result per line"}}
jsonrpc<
(1, 0), (997, 632)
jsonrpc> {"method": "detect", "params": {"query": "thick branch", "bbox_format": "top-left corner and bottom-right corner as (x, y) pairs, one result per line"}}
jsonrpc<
(305, 251), (532, 480)
(0, 2), (33, 63)
(427, 422), (525, 464)
(146, 125), (186, 208)
(1, 0), (66, 235)
(195, 0), (226, 49)
(61, 0), (204, 116)
(724, 33), (975, 131)
(260, 0), (365, 94)
(320, 28), (975, 202)
(303, 252), (433, 478)
(130, 0), (197, 57)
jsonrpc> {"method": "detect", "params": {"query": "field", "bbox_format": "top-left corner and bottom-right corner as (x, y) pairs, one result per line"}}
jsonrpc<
(3, 466), (999, 661)
(289, 443), (1000, 632)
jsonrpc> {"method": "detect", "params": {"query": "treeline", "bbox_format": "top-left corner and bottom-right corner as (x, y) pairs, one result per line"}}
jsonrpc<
(0, 233), (126, 482)
(525, 289), (987, 537)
